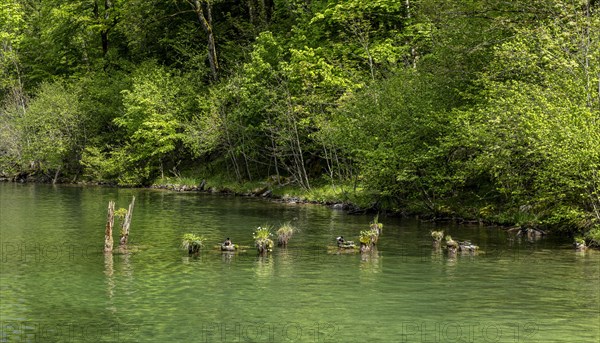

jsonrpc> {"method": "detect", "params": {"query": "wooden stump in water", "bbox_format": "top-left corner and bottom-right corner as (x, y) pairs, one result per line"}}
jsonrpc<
(119, 196), (135, 246)
(104, 201), (115, 253)
(253, 226), (274, 255)
(276, 223), (295, 247)
(369, 215), (383, 245)
(359, 230), (376, 253)
(445, 235), (459, 255)
(255, 239), (273, 255)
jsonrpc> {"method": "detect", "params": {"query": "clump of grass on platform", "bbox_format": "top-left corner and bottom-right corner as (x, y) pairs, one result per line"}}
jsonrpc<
(253, 226), (274, 254)
(276, 222), (296, 246)
(181, 233), (206, 254)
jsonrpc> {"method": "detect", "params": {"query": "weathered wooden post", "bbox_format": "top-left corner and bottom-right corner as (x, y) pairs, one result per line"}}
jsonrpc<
(369, 215), (383, 245)
(431, 230), (444, 248)
(104, 201), (115, 253)
(445, 235), (458, 255)
(359, 230), (377, 253)
(119, 196), (135, 246)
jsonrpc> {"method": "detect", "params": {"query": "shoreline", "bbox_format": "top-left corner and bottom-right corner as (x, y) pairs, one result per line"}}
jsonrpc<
(0, 178), (585, 243)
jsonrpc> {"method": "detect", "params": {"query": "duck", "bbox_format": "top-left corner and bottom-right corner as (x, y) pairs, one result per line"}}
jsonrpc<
(574, 237), (586, 251)
(337, 236), (355, 248)
(458, 241), (479, 252)
(221, 237), (235, 251)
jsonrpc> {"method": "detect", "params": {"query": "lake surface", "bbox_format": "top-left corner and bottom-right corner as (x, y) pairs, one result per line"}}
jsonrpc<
(0, 183), (598, 342)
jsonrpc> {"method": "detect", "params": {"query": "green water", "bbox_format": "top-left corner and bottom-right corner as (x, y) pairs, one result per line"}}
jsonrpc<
(0, 183), (598, 342)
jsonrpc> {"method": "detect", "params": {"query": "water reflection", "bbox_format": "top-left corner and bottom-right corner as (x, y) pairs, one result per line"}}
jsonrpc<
(508, 227), (546, 244)
(276, 247), (291, 262)
(359, 248), (381, 274)
(445, 251), (458, 267)
(430, 245), (444, 264)
(104, 247), (135, 316)
(221, 251), (236, 264)
(104, 252), (114, 287)
(254, 255), (274, 279)
(103, 252), (117, 316)
(3, 184), (600, 343)
(275, 247), (295, 278)
(118, 248), (134, 279)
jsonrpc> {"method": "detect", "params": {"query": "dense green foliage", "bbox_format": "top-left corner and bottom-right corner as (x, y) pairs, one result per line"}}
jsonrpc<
(2, 0), (600, 237)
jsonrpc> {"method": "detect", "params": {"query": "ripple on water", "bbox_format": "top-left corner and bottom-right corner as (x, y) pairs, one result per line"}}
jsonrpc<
(1, 184), (599, 342)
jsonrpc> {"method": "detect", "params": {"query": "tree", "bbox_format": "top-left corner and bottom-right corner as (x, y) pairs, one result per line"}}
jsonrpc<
(106, 62), (185, 184)
(329, 69), (454, 212)
(444, 0), (600, 228)
(18, 81), (84, 182)
(92, 0), (118, 57)
(310, 0), (408, 79)
(188, 0), (219, 80)
(0, 0), (26, 106)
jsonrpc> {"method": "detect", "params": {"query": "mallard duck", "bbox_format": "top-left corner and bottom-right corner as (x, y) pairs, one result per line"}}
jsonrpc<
(221, 238), (236, 251)
(574, 237), (586, 251)
(458, 241), (479, 252)
(337, 236), (355, 248)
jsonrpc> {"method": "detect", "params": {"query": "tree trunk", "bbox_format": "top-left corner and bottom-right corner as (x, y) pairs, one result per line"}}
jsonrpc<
(291, 114), (310, 190)
(52, 166), (61, 184)
(102, 0), (111, 56)
(192, 0), (219, 81)
(104, 201), (115, 252)
(93, 0), (112, 57)
(247, 0), (275, 25)
(119, 196), (135, 246)
(247, 0), (273, 25)
(263, 0), (274, 22)
(248, 0), (256, 24)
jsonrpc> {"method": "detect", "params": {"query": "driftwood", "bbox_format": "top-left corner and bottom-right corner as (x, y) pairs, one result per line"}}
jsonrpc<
(255, 238), (273, 255)
(119, 196), (135, 246)
(104, 201), (115, 252)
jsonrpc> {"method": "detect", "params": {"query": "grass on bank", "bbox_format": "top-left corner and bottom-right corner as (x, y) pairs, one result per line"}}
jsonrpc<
(153, 174), (600, 239)
(153, 175), (377, 206)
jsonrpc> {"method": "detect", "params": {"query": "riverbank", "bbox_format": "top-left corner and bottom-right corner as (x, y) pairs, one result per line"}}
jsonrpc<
(148, 177), (369, 214)
(147, 176), (600, 250)
(3, 173), (598, 249)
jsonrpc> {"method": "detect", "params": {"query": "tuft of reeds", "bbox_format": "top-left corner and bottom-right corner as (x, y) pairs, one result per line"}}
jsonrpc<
(181, 233), (206, 254)
(276, 222), (295, 247)
(253, 226), (274, 255)
(431, 230), (444, 242)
